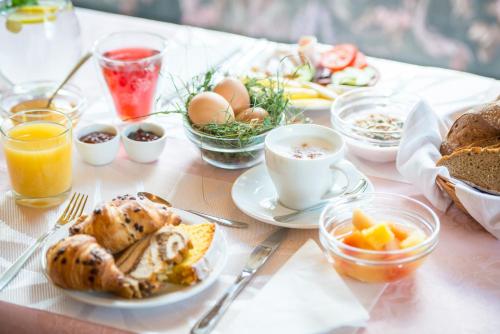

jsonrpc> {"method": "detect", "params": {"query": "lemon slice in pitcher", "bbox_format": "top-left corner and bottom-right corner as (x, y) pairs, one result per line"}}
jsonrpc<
(6, 5), (58, 33)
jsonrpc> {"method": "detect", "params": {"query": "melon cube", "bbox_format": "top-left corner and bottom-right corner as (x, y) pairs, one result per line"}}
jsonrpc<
(389, 223), (409, 241)
(361, 223), (395, 250)
(352, 208), (375, 230)
(400, 230), (426, 249)
(343, 230), (374, 250)
(383, 239), (401, 251)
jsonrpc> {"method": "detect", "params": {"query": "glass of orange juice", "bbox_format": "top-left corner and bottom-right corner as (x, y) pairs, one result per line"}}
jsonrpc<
(0, 109), (72, 207)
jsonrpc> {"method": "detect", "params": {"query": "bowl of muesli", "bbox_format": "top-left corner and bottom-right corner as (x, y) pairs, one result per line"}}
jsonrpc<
(331, 88), (420, 162)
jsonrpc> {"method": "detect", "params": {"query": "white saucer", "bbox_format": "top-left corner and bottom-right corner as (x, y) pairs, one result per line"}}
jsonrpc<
(231, 160), (374, 229)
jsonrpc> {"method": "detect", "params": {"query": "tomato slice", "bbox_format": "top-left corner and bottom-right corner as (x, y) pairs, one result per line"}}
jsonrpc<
(352, 51), (368, 69)
(320, 44), (357, 71)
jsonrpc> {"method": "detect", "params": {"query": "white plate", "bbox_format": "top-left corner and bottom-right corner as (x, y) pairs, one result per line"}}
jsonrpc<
(282, 83), (379, 113)
(231, 160), (374, 229)
(41, 208), (227, 309)
(291, 103), (332, 113)
(242, 43), (379, 113)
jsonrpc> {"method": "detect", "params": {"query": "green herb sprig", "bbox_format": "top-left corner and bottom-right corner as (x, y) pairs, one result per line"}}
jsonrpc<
(2, 0), (38, 10)
(160, 68), (295, 144)
(194, 75), (289, 141)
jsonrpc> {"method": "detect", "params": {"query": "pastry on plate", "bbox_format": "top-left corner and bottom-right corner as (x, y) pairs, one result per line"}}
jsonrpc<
(117, 222), (217, 290)
(46, 234), (149, 299)
(116, 225), (193, 285)
(168, 223), (217, 285)
(70, 194), (181, 254)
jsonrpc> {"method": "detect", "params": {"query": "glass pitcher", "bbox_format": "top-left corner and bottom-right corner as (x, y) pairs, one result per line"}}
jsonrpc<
(0, 0), (82, 84)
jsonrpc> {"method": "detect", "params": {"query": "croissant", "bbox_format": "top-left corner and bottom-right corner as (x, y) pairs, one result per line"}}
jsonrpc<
(46, 234), (150, 298)
(69, 194), (181, 254)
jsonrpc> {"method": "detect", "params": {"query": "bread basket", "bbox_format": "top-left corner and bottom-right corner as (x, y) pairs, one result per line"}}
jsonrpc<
(435, 100), (499, 219)
(435, 175), (470, 215)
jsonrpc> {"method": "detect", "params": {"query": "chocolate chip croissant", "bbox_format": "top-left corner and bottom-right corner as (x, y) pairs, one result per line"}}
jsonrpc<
(70, 194), (181, 254)
(46, 235), (147, 298)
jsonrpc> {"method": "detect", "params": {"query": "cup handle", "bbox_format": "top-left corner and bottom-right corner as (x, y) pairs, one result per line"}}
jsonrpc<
(320, 163), (352, 200)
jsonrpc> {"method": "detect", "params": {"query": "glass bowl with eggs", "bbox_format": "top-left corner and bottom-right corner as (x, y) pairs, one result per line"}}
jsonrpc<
(177, 70), (290, 169)
(331, 88), (420, 162)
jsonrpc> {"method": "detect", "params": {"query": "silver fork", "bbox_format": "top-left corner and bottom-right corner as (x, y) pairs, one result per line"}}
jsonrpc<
(0, 192), (88, 292)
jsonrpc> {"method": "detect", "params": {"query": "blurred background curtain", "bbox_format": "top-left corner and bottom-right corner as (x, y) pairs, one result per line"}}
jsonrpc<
(74, 0), (500, 79)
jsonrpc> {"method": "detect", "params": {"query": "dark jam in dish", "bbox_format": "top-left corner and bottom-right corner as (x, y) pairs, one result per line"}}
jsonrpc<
(80, 131), (115, 144)
(127, 128), (160, 142)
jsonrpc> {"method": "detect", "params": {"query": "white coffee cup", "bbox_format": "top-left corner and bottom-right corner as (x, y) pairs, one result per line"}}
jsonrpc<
(265, 124), (351, 210)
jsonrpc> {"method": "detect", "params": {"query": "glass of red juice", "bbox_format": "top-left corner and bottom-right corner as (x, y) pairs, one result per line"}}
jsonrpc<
(93, 32), (167, 121)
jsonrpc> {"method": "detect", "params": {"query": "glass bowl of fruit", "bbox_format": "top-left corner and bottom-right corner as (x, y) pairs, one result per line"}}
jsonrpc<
(319, 192), (440, 283)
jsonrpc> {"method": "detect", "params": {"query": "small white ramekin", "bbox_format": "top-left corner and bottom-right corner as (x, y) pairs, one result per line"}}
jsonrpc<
(121, 122), (166, 163)
(75, 123), (120, 166)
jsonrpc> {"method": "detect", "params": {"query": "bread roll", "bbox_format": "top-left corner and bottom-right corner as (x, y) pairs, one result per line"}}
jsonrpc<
(440, 102), (500, 155)
(437, 147), (500, 195)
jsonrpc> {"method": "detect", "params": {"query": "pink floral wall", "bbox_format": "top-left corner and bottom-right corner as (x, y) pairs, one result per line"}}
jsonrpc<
(75, 0), (500, 78)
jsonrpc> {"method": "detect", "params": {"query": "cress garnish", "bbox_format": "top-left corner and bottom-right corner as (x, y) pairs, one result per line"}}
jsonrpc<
(156, 66), (306, 168)
(177, 69), (291, 143)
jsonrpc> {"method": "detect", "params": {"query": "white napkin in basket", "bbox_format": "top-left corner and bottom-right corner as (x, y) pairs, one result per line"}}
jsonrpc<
(224, 239), (370, 334)
(396, 100), (500, 239)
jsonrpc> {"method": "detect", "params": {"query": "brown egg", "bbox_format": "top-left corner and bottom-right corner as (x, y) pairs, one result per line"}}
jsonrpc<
(188, 92), (234, 126)
(213, 78), (250, 114)
(235, 107), (269, 123)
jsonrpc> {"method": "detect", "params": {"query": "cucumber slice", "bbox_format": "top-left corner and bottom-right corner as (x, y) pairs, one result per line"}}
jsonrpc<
(293, 63), (315, 82)
(331, 67), (375, 86)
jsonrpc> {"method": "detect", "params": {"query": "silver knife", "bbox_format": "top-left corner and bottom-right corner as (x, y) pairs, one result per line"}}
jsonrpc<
(187, 210), (248, 229)
(191, 228), (288, 334)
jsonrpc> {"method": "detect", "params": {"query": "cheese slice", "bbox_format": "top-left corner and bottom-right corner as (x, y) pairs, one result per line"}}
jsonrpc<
(168, 223), (218, 285)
